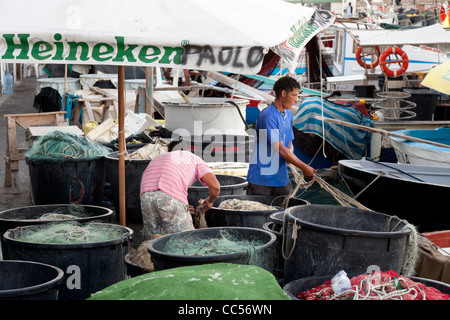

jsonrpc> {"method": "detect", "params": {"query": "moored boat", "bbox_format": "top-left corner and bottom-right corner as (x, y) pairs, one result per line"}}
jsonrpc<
(338, 158), (450, 232)
(390, 127), (450, 167)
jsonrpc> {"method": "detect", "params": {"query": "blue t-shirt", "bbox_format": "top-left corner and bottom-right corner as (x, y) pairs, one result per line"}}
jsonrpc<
(247, 103), (294, 187)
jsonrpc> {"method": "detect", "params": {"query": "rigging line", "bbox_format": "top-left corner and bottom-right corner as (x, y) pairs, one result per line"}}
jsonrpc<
(366, 158), (424, 182)
(320, 46), (327, 160)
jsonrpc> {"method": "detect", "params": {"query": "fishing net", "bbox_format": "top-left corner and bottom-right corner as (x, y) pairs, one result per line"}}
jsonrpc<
(218, 199), (280, 211)
(161, 229), (274, 269)
(25, 131), (112, 163)
(10, 221), (129, 244)
(297, 270), (450, 300)
(88, 263), (291, 300)
(34, 204), (91, 221)
(164, 229), (263, 256)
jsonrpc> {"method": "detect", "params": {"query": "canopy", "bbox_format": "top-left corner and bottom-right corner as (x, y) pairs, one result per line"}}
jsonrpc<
(421, 60), (450, 95)
(350, 24), (450, 47)
(0, 0), (335, 226)
(0, 0), (335, 74)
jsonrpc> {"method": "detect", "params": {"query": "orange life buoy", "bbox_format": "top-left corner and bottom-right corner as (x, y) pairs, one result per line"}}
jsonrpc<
(441, 4), (447, 23)
(379, 47), (409, 77)
(355, 46), (381, 70)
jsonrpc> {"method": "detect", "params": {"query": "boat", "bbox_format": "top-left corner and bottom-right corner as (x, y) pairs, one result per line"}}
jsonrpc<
(390, 127), (450, 167)
(338, 158), (450, 232)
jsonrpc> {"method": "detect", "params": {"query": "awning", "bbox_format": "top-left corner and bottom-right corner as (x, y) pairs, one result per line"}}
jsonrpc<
(350, 24), (450, 47)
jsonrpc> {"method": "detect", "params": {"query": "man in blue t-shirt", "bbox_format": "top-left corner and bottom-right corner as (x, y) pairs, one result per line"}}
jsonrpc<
(247, 76), (315, 196)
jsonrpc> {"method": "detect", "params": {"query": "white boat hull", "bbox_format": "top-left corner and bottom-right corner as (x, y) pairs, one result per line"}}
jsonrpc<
(390, 138), (450, 167)
(390, 128), (450, 167)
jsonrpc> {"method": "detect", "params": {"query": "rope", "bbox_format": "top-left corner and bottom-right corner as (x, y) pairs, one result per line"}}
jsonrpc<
(281, 164), (419, 275)
(329, 273), (423, 300)
(353, 171), (385, 199)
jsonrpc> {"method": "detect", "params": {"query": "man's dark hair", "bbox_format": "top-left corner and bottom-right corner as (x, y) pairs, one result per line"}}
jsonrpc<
(273, 76), (300, 98)
(168, 138), (190, 152)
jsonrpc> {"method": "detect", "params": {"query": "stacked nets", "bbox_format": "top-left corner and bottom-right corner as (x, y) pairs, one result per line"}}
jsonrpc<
(297, 270), (450, 300)
(10, 221), (129, 244)
(26, 131), (112, 163)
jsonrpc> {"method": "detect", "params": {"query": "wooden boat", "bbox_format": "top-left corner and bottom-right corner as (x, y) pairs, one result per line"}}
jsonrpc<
(338, 158), (450, 232)
(390, 128), (450, 167)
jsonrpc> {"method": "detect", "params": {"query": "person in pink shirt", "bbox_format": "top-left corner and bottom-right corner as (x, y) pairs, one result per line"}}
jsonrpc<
(140, 140), (220, 240)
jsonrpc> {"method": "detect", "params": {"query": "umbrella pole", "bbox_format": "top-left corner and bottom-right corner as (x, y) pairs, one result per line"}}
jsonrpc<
(118, 66), (126, 226)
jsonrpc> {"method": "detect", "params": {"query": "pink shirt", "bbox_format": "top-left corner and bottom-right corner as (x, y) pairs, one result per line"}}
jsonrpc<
(140, 150), (213, 205)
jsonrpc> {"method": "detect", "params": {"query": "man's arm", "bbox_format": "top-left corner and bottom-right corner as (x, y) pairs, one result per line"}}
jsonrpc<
(199, 172), (221, 210)
(275, 141), (316, 178)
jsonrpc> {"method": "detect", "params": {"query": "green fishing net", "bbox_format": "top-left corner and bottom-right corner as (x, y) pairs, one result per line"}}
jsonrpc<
(34, 204), (90, 221)
(25, 131), (112, 163)
(163, 228), (265, 257)
(160, 229), (275, 271)
(89, 263), (291, 300)
(10, 221), (130, 244)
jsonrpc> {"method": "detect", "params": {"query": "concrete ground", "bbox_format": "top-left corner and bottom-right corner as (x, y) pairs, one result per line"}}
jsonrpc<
(0, 76), (37, 211)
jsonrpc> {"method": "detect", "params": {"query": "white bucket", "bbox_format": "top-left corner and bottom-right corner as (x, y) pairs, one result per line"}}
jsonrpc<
(163, 98), (249, 136)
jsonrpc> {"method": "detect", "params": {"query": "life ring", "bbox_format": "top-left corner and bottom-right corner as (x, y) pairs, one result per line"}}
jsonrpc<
(355, 46), (381, 69)
(441, 4), (447, 23)
(379, 47), (409, 77)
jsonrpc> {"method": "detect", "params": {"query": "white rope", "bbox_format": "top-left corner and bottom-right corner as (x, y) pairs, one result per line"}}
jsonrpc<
(329, 273), (425, 300)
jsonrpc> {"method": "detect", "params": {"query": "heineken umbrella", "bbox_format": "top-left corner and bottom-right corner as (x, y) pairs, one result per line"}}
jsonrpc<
(421, 60), (450, 96)
(0, 0), (334, 226)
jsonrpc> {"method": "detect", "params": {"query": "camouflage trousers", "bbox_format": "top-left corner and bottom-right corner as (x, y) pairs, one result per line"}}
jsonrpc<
(140, 190), (194, 241)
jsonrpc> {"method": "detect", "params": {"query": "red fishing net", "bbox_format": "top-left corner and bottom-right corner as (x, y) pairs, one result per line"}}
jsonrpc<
(297, 270), (450, 300)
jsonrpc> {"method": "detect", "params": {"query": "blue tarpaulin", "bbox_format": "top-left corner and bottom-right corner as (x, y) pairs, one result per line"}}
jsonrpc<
(293, 97), (374, 160)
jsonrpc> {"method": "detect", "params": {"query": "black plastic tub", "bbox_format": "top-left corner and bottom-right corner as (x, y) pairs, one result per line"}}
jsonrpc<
(0, 260), (64, 300)
(0, 204), (113, 259)
(26, 156), (107, 205)
(187, 174), (247, 206)
(283, 204), (411, 284)
(207, 195), (309, 229)
(3, 222), (134, 300)
(124, 252), (152, 278)
(283, 274), (450, 300)
(148, 227), (276, 273)
(104, 151), (151, 223)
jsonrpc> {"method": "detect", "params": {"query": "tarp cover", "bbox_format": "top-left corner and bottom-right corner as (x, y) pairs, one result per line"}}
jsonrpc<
(0, 0), (335, 74)
(88, 263), (291, 300)
(293, 97), (374, 160)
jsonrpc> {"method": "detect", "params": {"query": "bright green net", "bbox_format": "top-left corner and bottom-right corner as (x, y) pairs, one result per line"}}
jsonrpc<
(25, 131), (112, 163)
(10, 222), (130, 244)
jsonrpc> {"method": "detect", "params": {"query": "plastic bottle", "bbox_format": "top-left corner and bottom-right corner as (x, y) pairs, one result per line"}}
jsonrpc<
(3, 71), (13, 95)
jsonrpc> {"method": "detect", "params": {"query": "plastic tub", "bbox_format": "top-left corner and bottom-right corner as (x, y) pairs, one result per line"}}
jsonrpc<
(283, 204), (411, 284)
(185, 134), (253, 163)
(0, 204), (113, 259)
(283, 274), (450, 300)
(0, 260), (64, 300)
(207, 195), (309, 229)
(163, 97), (249, 136)
(187, 174), (247, 206)
(26, 156), (107, 206)
(148, 227), (276, 273)
(3, 222), (133, 300)
(104, 151), (151, 223)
